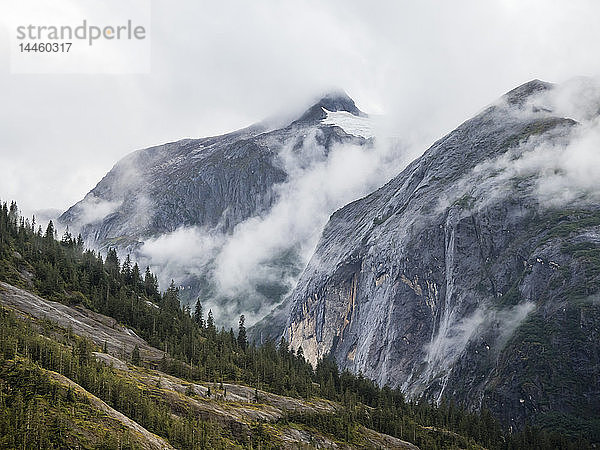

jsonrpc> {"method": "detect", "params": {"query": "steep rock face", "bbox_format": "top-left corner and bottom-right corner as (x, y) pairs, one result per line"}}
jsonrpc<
(285, 80), (600, 430)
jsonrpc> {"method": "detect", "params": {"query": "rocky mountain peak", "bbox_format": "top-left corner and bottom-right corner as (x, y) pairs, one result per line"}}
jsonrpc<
(292, 90), (364, 124)
(502, 79), (554, 106)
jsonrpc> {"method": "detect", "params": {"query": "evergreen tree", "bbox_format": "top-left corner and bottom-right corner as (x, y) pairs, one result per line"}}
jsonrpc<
(238, 314), (247, 350)
(206, 310), (216, 338)
(297, 346), (305, 362)
(8, 201), (18, 227)
(75, 233), (84, 252)
(193, 299), (204, 328)
(61, 229), (72, 246)
(131, 263), (142, 290)
(44, 220), (54, 240)
(144, 266), (158, 296)
(121, 254), (132, 283)
(132, 345), (141, 365)
(163, 280), (179, 310)
(105, 248), (120, 277)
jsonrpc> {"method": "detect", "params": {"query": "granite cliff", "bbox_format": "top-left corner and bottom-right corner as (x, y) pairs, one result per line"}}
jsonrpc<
(284, 79), (600, 433)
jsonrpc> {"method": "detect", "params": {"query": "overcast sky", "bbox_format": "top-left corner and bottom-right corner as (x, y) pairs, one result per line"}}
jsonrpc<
(1, 0), (600, 218)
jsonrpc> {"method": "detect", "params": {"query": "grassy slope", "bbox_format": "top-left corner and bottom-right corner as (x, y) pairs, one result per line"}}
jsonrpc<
(0, 358), (172, 449)
(0, 282), (427, 449)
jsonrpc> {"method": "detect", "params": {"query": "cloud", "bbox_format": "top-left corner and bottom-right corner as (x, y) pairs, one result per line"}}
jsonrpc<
(423, 307), (487, 376)
(422, 301), (537, 387)
(138, 227), (224, 287)
(539, 77), (600, 122)
(76, 194), (123, 224)
(136, 124), (410, 327)
(436, 77), (600, 211)
(532, 121), (600, 207)
(410, 301), (535, 399)
(214, 128), (402, 293)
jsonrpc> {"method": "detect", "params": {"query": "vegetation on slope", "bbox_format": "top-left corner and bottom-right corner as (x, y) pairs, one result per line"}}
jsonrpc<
(0, 200), (593, 449)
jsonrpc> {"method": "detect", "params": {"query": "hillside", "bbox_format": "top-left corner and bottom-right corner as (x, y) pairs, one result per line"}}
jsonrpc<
(0, 198), (589, 448)
(0, 281), (433, 449)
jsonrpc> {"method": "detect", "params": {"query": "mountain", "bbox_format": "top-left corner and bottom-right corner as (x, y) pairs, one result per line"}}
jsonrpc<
(60, 92), (366, 242)
(284, 79), (600, 434)
(59, 92), (381, 326)
(4, 203), (553, 449)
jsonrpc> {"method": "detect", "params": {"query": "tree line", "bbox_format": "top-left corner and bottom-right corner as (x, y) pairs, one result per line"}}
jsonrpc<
(0, 200), (592, 449)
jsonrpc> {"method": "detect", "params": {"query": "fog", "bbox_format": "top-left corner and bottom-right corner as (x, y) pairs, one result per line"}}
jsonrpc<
(137, 121), (410, 326)
(455, 77), (600, 210)
(411, 301), (535, 400)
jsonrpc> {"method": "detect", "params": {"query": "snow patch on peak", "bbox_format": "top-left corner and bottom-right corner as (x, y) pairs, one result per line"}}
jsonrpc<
(321, 108), (374, 139)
